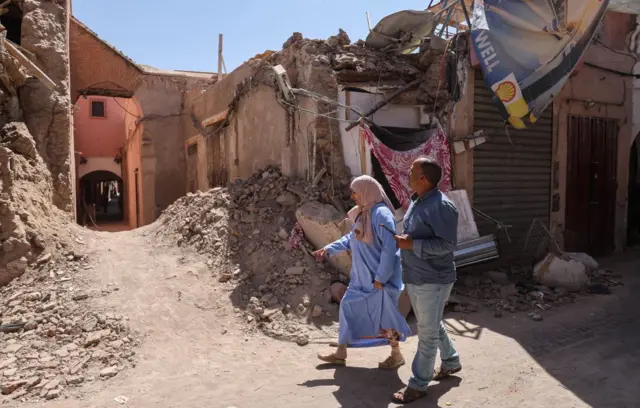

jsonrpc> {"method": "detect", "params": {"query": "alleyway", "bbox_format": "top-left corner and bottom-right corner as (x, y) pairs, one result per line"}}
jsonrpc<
(7, 228), (639, 408)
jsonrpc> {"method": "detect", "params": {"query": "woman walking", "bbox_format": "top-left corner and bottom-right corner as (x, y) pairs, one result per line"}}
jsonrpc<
(313, 175), (410, 368)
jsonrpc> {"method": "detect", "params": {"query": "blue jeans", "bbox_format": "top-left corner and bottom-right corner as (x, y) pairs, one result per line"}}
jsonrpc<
(406, 282), (460, 392)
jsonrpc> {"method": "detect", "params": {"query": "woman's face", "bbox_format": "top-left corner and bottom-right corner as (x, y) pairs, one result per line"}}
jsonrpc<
(351, 190), (361, 206)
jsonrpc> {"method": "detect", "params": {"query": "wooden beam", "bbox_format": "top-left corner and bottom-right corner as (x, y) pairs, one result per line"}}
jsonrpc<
(201, 109), (228, 128)
(185, 134), (202, 146)
(77, 88), (134, 99)
(5, 40), (57, 91)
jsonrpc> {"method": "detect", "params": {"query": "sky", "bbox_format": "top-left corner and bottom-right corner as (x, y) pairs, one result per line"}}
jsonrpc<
(72, 0), (432, 73)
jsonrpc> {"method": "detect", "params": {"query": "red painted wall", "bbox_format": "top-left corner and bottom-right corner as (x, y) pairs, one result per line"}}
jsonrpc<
(73, 97), (127, 157)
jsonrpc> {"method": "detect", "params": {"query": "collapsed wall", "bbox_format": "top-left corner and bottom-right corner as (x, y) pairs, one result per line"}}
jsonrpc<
(185, 27), (450, 196)
(19, 0), (73, 212)
(0, 122), (72, 286)
(0, 1), (74, 285)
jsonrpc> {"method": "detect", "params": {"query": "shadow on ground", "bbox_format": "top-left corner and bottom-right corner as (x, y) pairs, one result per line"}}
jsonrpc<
(300, 365), (462, 408)
(441, 250), (640, 408)
(299, 250), (640, 407)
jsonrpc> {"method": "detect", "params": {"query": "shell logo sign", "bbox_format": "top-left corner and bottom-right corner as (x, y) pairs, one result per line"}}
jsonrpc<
(490, 73), (530, 129)
(495, 81), (517, 103)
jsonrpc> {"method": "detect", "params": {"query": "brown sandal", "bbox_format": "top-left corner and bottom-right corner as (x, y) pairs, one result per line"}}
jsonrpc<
(433, 365), (462, 381)
(317, 353), (346, 366)
(391, 387), (427, 404)
(378, 355), (406, 369)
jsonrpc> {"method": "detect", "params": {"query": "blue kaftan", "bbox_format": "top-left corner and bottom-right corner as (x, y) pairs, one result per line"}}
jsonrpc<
(325, 203), (411, 347)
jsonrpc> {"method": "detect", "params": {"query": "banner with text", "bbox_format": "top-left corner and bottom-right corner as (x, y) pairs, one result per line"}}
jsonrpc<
(471, 0), (609, 129)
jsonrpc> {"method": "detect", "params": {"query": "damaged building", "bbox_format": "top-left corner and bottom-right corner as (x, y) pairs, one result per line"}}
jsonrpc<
(181, 2), (640, 264)
(2, 0), (639, 288)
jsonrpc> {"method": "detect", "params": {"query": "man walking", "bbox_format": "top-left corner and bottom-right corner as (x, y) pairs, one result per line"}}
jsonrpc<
(391, 157), (461, 404)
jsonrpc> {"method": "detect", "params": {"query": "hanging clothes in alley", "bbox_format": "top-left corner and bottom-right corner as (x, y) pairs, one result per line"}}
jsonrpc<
(363, 125), (452, 210)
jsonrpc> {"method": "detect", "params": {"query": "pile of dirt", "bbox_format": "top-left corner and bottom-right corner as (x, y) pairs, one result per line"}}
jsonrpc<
(154, 166), (351, 344)
(0, 123), (138, 402)
(0, 122), (73, 287)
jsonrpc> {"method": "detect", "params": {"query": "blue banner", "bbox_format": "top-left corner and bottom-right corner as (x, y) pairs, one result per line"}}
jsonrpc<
(471, 0), (610, 129)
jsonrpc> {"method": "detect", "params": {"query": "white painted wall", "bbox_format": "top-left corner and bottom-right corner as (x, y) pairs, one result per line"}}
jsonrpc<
(78, 157), (122, 180)
(337, 87), (423, 179)
(337, 87), (425, 228)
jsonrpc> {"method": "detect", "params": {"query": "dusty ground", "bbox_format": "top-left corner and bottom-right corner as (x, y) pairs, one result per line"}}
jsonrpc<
(5, 227), (639, 408)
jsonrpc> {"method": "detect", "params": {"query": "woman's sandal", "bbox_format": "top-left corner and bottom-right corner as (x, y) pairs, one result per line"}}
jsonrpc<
(317, 353), (346, 366)
(378, 355), (406, 369)
(391, 387), (427, 404)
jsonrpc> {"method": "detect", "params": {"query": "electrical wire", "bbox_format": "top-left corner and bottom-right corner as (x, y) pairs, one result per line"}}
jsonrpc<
(584, 61), (640, 78)
(111, 97), (141, 118)
(594, 38), (638, 62)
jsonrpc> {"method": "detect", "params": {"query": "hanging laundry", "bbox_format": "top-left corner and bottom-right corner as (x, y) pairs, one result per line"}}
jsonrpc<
(363, 125), (452, 210)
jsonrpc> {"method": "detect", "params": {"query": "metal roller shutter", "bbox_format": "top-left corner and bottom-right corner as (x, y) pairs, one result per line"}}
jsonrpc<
(473, 71), (553, 258)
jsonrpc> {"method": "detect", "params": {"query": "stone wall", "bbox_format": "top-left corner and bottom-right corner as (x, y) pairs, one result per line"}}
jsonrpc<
(19, 0), (74, 212)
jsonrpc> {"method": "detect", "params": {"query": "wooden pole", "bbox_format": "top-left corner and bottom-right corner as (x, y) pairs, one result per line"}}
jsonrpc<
(4, 40), (56, 90)
(218, 34), (223, 79)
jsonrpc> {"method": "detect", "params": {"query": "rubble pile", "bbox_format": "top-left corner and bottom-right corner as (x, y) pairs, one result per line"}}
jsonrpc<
(451, 258), (623, 321)
(156, 166), (350, 343)
(278, 30), (443, 95)
(0, 122), (74, 287)
(0, 248), (138, 402)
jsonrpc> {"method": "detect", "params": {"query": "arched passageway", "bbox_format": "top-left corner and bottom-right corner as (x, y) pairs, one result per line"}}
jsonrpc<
(78, 170), (124, 229)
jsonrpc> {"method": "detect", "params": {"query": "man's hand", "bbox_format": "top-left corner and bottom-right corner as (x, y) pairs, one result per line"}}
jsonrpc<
(312, 248), (328, 262)
(374, 280), (383, 290)
(394, 234), (413, 250)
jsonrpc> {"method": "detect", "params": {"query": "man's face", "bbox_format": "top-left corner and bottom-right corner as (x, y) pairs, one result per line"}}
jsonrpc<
(408, 161), (423, 192)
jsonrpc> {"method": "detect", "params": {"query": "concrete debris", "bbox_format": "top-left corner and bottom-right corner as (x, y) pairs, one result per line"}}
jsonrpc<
(453, 259), (622, 318)
(327, 29), (351, 47)
(295, 201), (352, 276)
(155, 166), (351, 342)
(534, 253), (588, 292)
(0, 248), (138, 400)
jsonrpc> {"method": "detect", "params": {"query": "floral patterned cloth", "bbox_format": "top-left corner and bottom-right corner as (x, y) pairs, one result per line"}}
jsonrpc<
(363, 125), (452, 210)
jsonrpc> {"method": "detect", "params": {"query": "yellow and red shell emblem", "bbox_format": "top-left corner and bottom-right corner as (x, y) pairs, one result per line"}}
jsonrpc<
(495, 81), (517, 103)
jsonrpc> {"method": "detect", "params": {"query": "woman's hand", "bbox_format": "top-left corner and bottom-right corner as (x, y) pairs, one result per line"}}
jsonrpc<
(374, 280), (383, 290)
(313, 248), (328, 262)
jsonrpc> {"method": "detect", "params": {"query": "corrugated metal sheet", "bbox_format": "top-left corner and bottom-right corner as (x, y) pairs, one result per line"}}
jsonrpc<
(473, 71), (553, 258)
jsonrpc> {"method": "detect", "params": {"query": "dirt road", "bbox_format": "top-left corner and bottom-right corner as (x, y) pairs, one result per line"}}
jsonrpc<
(9, 228), (640, 408)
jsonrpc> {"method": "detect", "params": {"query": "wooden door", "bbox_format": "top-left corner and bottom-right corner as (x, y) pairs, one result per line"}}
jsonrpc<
(186, 143), (198, 193)
(565, 116), (618, 256)
(209, 133), (227, 187)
